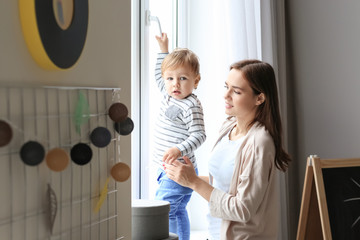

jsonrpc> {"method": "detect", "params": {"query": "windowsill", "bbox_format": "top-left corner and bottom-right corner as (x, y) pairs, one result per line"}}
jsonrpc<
(190, 230), (209, 240)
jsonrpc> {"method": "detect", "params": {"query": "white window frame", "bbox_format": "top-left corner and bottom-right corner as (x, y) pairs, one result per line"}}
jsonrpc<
(131, 0), (187, 199)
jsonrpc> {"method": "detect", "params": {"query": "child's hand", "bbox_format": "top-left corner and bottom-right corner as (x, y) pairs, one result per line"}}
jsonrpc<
(155, 33), (169, 53)
(163, 147), (181, 165)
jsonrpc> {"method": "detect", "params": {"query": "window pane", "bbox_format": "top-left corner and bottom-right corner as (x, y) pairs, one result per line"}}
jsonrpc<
(140, 0), (177, 199)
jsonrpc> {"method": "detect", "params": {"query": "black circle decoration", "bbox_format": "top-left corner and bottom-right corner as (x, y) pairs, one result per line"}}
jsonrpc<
(0, 120), (13, 147)
(90, 127), (112, 148)
(70, 143), (92, 165)
(19, 0), (89, 70)
(114, 117), (134, 136)
(20, 141), (45, 166)
(108, 102), (128, 123)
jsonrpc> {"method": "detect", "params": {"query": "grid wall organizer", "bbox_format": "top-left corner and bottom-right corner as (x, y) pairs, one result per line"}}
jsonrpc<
(0, 86), (128, 240)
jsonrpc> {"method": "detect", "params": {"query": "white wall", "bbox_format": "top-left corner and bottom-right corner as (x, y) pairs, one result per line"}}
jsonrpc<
(0, 0), (132, 239)
(286, 0), (360, 238)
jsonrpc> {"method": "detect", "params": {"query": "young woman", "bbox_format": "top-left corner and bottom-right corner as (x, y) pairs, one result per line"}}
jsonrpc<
(164, 59), (291, 240)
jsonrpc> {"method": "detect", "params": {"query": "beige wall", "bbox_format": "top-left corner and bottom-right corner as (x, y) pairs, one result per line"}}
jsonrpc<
(0, 0), (131, 89)
(0, 0), (132, 239)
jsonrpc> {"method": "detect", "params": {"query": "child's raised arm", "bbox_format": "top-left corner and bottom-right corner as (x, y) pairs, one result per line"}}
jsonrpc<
(155, 33), (169, 53)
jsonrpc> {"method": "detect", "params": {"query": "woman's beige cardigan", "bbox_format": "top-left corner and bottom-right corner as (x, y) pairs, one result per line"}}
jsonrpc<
(209, 117), (279, 240)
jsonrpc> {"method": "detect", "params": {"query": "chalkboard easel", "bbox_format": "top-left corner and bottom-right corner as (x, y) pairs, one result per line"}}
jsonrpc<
(297, 156), (360, 240)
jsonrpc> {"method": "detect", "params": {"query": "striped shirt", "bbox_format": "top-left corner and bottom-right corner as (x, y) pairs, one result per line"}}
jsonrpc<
(153, 53), (206, 168)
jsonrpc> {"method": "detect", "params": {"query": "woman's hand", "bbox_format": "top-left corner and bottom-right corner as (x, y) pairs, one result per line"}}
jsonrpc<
(155, 33), (169, 53)
(164, 156), (197, 189)
(165, 156), (214, 201)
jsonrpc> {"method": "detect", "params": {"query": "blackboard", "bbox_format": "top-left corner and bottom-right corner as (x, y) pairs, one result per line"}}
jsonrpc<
(322, 166), (360, 239)
(297, 156), (360, 240)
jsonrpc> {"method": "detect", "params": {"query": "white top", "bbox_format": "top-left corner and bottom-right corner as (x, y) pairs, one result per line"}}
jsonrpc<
(207, 130), (244, 240)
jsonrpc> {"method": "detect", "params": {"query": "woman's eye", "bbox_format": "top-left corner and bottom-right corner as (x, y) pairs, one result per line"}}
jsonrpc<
(224, 85), (240, 94)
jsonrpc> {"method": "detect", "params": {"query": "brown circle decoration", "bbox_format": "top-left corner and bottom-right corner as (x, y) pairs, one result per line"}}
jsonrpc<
(0, 120), (13, 147)
(110, 162), (131, 182)
(46, 148), (69, 172)
(108, 102), (128, 122)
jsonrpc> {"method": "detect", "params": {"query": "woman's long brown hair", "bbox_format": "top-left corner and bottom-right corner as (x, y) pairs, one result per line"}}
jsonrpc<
(230, 60), (291, 171)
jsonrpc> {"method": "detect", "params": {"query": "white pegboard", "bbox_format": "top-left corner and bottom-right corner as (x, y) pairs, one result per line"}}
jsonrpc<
(0, 86), (125, 240)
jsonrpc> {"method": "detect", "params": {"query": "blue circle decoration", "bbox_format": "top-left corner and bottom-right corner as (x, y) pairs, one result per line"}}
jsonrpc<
(90, 127), (111, 148)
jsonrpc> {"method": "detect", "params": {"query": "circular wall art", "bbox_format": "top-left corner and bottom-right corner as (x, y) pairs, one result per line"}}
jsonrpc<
(19, 0), (89, 70)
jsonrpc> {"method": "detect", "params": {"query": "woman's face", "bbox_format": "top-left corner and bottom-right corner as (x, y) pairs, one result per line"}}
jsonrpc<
(224, 69), (262, 121)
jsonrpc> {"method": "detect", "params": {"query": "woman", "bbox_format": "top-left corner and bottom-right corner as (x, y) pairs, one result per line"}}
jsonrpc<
(164, 59), (291, 240)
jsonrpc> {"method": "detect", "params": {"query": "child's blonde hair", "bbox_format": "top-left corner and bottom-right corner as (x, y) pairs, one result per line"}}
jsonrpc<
(161, 48), (201, 79)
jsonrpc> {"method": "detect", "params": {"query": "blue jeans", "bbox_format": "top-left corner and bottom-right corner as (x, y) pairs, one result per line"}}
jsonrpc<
(155, 168), (198, 240)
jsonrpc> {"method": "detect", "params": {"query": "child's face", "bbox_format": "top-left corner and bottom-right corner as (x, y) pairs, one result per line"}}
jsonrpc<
(163, 64), (200, 100)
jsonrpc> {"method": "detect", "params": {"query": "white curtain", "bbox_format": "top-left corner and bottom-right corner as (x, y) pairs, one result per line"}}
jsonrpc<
(212, 0), (261, 61)
(260, 1), (290, 239)
(185, 0), (290, 238)
(212, 1), (290, 239)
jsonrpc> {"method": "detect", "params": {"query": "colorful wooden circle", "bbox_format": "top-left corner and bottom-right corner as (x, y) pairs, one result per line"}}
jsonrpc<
(19, 0), (88, 70)
(108, 102), (128, 122)
(46, 148), (69, 172)
(0, 120), (13, 147)
(111, 162), (131, 182)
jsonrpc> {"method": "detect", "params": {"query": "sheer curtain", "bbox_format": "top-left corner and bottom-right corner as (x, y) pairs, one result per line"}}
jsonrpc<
(186, 0), (289, 238)
(260, 1), (289, 239)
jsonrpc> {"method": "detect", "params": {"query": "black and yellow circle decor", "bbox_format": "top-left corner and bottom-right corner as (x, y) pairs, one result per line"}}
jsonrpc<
(19, 0), (88, 70)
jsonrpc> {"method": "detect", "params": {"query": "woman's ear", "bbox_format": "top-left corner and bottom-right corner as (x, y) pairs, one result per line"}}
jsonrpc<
(256, 93), (265, 105)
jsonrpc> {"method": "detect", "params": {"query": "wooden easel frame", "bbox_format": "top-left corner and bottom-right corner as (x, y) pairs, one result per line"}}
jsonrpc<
(297, 155), (360, 240)
(296, 155), (360, 240)
(297, 156), (327, 240)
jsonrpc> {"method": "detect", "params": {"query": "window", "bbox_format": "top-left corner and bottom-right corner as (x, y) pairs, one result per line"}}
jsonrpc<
(132, 0), (178, 200)
(132, 0), (225, 235)
(132, 0), (210, 235)
(132, 1), (286, 238)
